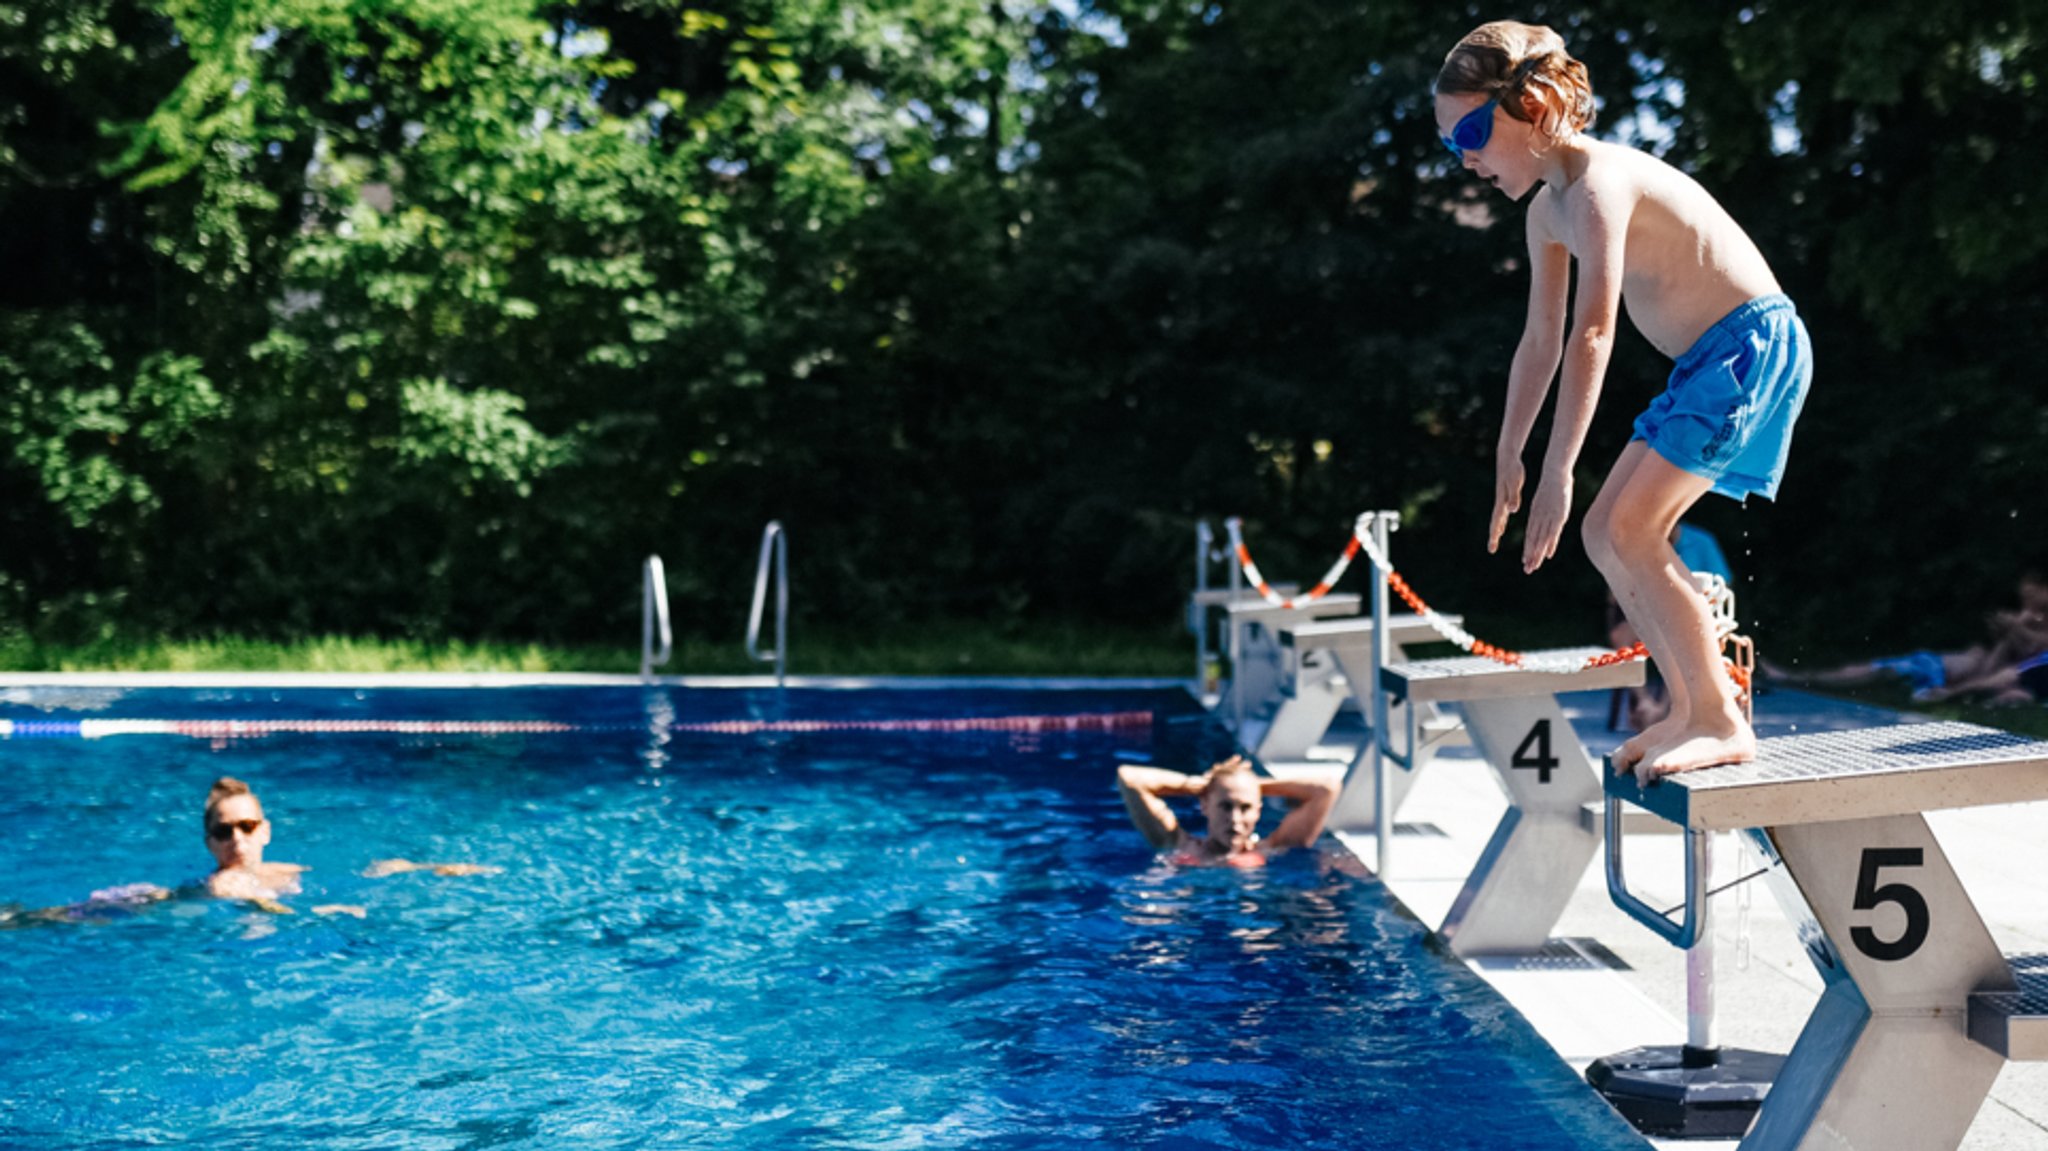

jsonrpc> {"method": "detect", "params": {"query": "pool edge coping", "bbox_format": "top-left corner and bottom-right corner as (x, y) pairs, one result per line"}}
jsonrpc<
(0, 672), (1200, 691)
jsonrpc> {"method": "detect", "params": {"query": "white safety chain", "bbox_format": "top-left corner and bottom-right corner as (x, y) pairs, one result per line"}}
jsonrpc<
(1221, 511), (1745, 678)
(1696, 572), (1740, 642)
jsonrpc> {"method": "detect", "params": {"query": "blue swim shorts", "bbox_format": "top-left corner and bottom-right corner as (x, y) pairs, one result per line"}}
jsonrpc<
(1633, 294), (1812, 502)
(2018, 653), (2048, 702)
(1872, 650), (1947, 694)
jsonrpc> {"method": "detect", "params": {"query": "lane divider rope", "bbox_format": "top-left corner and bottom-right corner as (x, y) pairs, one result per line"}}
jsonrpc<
(0, 711), (1155, 741)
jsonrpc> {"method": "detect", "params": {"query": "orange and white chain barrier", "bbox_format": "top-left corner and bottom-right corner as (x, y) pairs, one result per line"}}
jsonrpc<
(1221, 513), (1751, 700)
(1223, 516), (1361, 610)
(1347, 513), (1753, 704)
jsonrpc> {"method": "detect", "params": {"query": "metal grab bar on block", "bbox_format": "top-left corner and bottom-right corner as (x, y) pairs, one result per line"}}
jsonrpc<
(746, 521), (788, 686)
(1605, 796), (1711, 948)
(641, 555), (672, 681)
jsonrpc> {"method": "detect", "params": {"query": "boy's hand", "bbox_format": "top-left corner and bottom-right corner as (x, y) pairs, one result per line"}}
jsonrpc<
(1488, 458), (1525, 554)
(1521, 473), (1573, 573)
(1523, 471), (1564, 569)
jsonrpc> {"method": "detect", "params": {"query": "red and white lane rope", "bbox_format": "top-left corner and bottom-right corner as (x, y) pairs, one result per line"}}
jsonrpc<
(663, 711), (1154, 735)
(0, 711), (1155, 741)
(1222, 516), (1361, 610)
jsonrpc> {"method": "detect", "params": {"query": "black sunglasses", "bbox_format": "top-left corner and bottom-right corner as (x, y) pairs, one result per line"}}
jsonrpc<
(208, 818), (264, 841)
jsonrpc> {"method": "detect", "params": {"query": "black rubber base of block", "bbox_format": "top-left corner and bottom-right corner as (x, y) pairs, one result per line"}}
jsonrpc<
(1587, 1044), (1785, 1139)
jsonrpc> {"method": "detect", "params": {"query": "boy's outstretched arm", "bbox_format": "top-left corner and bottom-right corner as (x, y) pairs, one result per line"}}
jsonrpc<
(1522, 176), (1628, 573)
(1491, 192), (1572, 556)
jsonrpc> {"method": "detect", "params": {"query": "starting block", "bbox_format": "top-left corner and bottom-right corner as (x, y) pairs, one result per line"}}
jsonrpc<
(1374, 649), (1645, 956)
(1606, 720), (2048, 1150)
(1246, 614), (1464, 763)
(1215, 593), (1362, 730)
(1186, 584), (1298, 700)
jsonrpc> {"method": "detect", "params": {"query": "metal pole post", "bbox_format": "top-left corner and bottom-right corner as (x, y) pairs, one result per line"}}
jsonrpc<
(1195, 521), (1213, 688)
(1370, 510), (1399, 875)
(1227, 518), (1245, 736)
(1686, 833), (1718, 1055)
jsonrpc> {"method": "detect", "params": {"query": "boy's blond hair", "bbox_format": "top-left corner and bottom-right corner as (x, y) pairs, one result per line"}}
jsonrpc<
(1435, 21), (1595, 147)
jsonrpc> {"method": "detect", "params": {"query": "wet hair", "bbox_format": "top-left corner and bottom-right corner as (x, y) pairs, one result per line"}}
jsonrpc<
(1201, 757), (1258, 800)
(203, 776), (263, 829)
(1435, 21), (1595, 146)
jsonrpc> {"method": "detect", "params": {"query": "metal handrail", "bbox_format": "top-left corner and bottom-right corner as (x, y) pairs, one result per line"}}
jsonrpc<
(745, 521), (787, 686)
(641, 554), (672, 681)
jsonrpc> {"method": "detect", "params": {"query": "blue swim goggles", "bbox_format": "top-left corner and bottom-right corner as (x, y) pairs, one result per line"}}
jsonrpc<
(1440, 99), (1497, 159)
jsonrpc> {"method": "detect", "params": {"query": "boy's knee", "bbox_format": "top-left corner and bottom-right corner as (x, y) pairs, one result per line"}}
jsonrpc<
(1581, 512), (1618, 572)
(1599, 512), (1668, 568)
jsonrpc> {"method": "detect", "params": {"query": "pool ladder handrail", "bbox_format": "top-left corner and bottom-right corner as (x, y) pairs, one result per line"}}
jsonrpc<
(641, 554), (673, 681)
(746, 520), (788, 686)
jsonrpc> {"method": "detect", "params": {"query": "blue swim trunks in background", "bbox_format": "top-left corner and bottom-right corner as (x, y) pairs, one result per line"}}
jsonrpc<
(1633, 294), (1812, 502)
(1872, 650), (1947, 694)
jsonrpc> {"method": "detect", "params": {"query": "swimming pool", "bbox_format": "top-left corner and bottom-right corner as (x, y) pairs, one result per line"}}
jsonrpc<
(0, 684), (1646, 1149)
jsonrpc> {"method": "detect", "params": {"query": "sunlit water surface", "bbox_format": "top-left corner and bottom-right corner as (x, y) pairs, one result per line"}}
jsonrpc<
(0, 686), (1644, 1149)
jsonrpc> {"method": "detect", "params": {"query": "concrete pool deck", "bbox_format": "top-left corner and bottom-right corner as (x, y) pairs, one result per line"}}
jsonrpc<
(1299, 686), (2048, 1150)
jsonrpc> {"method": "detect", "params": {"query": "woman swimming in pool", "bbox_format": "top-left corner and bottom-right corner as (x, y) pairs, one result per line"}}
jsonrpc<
(1115, 755), (1338, 866)
(1, 776), (316, 924)
(204, 777), (495, 907)
(1435, 21), (1812, 784)
(202, 776), (308, 901)
(0, 775), (503, 925)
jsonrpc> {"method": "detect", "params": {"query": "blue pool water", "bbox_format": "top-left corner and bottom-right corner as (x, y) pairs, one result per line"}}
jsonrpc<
(0, 685), (1645, 1149)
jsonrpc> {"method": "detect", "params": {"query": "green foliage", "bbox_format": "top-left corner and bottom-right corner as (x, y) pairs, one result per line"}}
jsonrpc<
(395, 376), (564, 493)
(0, 619), (1188, 676)
(0, 0), (2042, 672)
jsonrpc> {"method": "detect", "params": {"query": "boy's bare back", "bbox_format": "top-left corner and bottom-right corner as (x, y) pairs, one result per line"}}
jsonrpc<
(1527, 139), (1781, 358)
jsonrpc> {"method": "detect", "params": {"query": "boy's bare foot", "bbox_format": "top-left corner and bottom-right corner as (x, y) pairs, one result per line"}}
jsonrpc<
(1634, 727), (1757, 788)
(1613, 714), (1686, 775)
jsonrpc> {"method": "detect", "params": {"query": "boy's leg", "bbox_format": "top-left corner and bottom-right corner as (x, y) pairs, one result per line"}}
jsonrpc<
(1584, 444), (1695, 771)
(1598, 448), (1752, 780)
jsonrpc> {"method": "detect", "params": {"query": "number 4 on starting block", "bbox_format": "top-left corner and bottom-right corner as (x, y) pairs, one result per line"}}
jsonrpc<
(1378, 648), (1646, 957)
